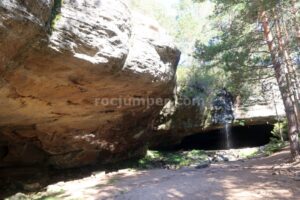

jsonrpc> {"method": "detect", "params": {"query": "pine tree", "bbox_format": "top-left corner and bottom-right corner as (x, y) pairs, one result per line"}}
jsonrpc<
(193, 0), (300, 160)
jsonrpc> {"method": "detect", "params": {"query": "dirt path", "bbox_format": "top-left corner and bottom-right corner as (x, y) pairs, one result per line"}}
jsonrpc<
(6, 149), (300, 200)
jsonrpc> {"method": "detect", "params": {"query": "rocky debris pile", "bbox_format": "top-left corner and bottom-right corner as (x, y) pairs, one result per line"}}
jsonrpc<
(207, 148), (261, 162)
(188, 147), (269, 169)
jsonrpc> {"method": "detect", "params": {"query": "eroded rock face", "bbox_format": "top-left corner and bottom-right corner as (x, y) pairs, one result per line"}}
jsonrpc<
(0, 0), (180, 168)
(211, 89), (234, 124)
(151, 82), (285, 149)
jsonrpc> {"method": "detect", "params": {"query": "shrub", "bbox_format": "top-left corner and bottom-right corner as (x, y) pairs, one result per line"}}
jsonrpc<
(271, 119), (288, 141)
(137, 150), (209, 169)
(263, 137), (286, 155)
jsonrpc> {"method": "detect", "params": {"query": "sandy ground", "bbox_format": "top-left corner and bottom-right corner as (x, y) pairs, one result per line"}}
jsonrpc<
(5, 148), (300, 200)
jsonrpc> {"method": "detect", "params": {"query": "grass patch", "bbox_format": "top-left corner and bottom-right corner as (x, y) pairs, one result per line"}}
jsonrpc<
(30, 190), (66, 200)
(263, 137), (286, 155)
(107, 177), (119, 185)
(236, 138), (286, 159)
(137, 150), (209, 169)
(238, 148), (260, 159)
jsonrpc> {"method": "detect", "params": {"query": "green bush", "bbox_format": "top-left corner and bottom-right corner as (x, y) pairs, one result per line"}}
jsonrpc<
(271, 119), (288, 141)
(263, 137), (286, 155)
(50, 0), (63, 30)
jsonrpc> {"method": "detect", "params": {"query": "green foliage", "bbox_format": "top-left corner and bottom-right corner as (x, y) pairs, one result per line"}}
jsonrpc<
(238, 148), (259, 159)
(237, 138), (286, 158)
(50, 0), (63, 30)
(263, 138), (286, 155)
(272, 119), (288, 141)
(176, 67), (190, 85)
(177, 66), (221, 100)
(175, 0), (215, 60)
(235, 120), (246, 126)
(51, 14), (61, 29)
(138, 150), (208, 169)
(192, 0), (300, 102)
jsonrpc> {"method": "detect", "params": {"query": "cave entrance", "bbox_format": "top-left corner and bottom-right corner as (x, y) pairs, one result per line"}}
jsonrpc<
(176, 124), (274, 150)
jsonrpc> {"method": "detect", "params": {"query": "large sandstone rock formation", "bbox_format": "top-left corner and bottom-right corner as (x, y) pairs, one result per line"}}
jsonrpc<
(151, 81), (285, 149)
(0, 0), (180, 168)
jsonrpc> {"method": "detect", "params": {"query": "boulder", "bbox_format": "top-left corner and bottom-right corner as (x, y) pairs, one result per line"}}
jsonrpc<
(0, 0), (180, 168)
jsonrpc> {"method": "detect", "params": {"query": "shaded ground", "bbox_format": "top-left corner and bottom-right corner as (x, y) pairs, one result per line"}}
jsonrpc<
(177, 124), (274, 150)
(4, 148), (300, 200)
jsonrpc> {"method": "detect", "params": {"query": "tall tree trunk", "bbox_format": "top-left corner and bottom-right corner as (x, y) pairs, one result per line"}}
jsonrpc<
(291, 0), (300, 45)
(260, 10), (300, 160)
(273, 8), (300, 128)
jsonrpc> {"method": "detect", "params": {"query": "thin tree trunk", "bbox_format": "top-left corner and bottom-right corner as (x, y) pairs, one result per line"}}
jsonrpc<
(271, 86), (284, 141)
(260, 10), (300, 160)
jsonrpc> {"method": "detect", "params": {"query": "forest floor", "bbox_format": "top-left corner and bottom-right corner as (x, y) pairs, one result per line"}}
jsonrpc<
(3, 148), (300, 200)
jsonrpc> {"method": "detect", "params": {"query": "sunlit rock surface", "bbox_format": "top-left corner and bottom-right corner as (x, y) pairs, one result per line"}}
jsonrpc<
(0, 0), (180, 168)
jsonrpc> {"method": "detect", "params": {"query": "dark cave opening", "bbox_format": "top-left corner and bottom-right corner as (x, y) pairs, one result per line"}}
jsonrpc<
(176, 124), (274, 150)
